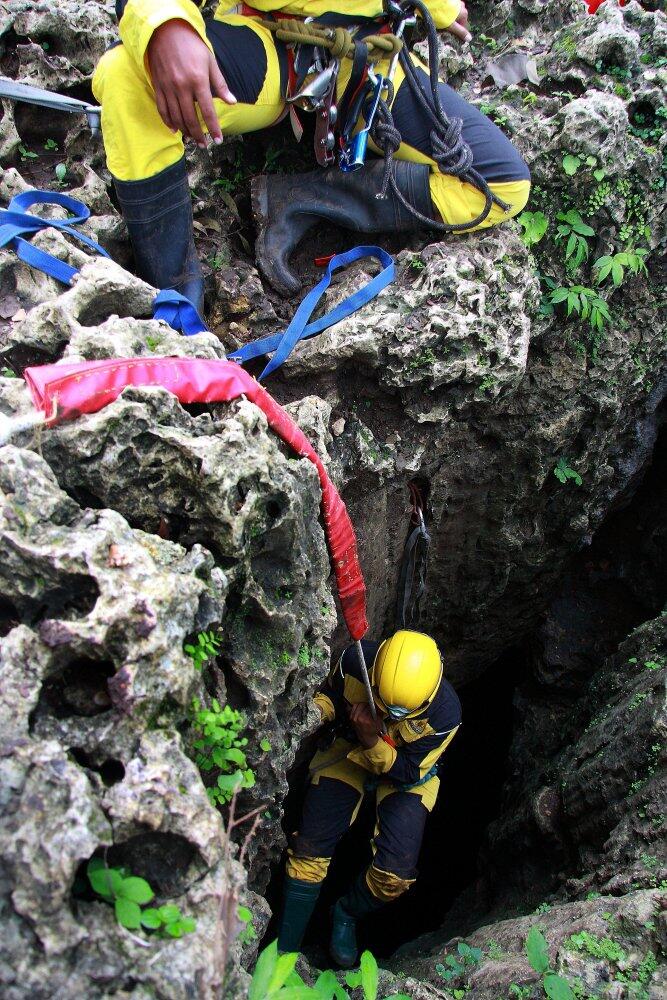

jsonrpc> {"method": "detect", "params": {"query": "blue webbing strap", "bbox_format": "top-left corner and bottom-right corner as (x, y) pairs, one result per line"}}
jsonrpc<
(228, 245), (394, 380)
(152, 289), (208, 336)
(0, 189), (110, 285)
(1, 190), (395, 377)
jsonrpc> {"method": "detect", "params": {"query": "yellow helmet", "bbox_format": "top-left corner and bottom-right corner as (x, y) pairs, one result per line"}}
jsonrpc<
(371, 631), (443, 719)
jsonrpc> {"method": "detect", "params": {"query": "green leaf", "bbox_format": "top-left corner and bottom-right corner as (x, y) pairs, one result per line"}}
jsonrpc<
(115, 896), (142, 929)
(268, 951), (299, 993)
(550, 288), (569, 304)
(238, 905), (253, 924)
(217, 770), (244, 791)
(359, 951), (378, 1000)
(88, 865), (123, 900)
(158, 904), (181, 922)
(544, 973), (575, 1000)
(572, 220), (595, 237)
(314, 970), (348, 1000)
(140, 908), (162, 929)
(179, 916), (196, 934)
(260, 738), (272, 752)
(249, 941), (280, 1000)
(611, 261), (624, 286)
(55, 162), (66, 182)
(562, 154), (581, 176)
(593, 168), (606, 181)
(212, 747), (247, 767)
(525, 926), (550, 974)
(566, 233), (577, 261)
(118, 876), (154, 904)
(165, 919), (184, 937)
(344, 970), (362, 989)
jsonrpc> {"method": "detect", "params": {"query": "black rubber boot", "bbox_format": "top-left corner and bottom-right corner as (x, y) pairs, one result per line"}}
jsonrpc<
(329, 872), (385, 968)
(252, 159), (434, 296)
(113, 157), (204, 316)
(277, 876), (323, 953)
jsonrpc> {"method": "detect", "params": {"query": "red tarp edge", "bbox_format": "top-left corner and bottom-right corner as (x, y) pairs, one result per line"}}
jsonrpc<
(24, 356), (368, 640)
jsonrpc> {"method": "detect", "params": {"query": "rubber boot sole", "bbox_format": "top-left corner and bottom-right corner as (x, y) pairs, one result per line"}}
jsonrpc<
(251, 174), (302, 298)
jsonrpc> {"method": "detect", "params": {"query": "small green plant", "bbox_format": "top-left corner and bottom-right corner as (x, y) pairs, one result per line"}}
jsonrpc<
(237, 904), (257, 946)
(629, 692), (648, 709)
(526, 926), (575, 1000)
(435, 941), (483, 981)
(478, 33), (499, 53)
(18, 144), (38, 161)
(518, 210), (549, 248)
(555, 211), (595, 270)
(44, 138), (59, 151)
(565, 930), (625, 964)
(509, 986), (532, 1000)
(207, 248), (231, 270)
(86, 858), (195, 937)
(523, 92), (538, 106)
(562, 154), (582, 176)
(554, 458), (582, 486)
(184, 629), (221, 671)
(486, 939), (504, 960)
(1, 366), (18, 378)
(534, 902), (552, 916)
(549, 285), (610, 334)
(593, 249), (648, 286)
(55, 162), (67, 183)
(190, 697), (255, 805)
(249, 941), (410, 999)
(409, 254), (425, 271)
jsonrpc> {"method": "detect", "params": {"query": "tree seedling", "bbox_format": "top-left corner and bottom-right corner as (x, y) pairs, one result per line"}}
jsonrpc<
(555, 211), (595, 270)
(526, 926), (575, 1000)
(436, 941), (483, 981)
(593, 249), (648, 286)
(86, 858), (195, 937)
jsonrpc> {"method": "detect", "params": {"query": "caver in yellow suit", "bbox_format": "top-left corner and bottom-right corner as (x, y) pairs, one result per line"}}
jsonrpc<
(93, 1), (531, 314)
(276, 631), (461, 966)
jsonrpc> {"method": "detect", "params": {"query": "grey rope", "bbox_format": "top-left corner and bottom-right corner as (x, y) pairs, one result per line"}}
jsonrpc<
(370, 0), (510, 231)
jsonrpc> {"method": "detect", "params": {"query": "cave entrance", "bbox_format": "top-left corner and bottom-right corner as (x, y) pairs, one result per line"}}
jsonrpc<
(263, 648), (524, 960)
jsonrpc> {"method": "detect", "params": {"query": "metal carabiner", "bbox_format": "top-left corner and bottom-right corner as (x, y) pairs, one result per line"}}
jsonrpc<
(339, 73), (385, 172)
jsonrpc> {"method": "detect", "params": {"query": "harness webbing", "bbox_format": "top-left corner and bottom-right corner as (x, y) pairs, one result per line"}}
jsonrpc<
(1, 189), (394, 380)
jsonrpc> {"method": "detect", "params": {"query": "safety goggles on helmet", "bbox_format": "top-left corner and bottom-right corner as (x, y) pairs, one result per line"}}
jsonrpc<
(385, 704), (411, 719)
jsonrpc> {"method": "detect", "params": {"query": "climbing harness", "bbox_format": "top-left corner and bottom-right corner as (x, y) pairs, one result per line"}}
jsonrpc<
(252, 0), (508, 230)
(0, 77), (101, 137)
(0, 188), (394, 380)
(395, 482), (431, 631)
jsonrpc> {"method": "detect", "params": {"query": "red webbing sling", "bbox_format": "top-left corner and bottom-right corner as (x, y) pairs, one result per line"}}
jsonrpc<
(24, 356), (368, 640)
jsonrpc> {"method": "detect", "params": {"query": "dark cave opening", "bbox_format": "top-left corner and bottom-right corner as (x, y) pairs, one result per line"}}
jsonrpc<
(261, 421), (666, 961)
(262, 647), (524, 961)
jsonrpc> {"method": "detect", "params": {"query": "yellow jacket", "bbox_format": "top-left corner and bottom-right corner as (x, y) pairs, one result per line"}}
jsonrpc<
(118, 0), (462, 73)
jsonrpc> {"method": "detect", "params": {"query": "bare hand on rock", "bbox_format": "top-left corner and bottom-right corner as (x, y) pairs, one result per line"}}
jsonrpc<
(147, 19), (236, 148)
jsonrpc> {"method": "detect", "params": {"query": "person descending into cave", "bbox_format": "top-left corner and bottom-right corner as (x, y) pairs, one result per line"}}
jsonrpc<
(93, 1), (531, 316)
(277, 630), (461, 967)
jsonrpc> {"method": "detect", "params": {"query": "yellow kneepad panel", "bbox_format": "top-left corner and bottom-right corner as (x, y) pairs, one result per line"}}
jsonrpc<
(429, 174), (531, 231)
(286, 851), (330, 883)
(366, 864), (414, 901)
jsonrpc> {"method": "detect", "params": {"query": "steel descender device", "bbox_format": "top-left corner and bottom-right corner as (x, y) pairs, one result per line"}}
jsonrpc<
(339, 71), (385, 172)
(0, 77), (102, 137)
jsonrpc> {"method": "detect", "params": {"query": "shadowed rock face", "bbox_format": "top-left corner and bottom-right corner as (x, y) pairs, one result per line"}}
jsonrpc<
(0, 0), (665, 994)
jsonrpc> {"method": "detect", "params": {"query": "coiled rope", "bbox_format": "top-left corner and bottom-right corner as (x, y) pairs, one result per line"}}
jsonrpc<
(256, 17), (403, 61)
(369, 0), (510, 231)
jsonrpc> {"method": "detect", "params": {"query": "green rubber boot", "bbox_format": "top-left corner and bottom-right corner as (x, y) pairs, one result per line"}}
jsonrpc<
(277, 876), (322, 954)
(329, 873), (385, 968)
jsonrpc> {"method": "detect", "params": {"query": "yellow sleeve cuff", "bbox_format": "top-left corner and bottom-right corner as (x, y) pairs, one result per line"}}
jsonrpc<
(426, 0), (462, 29)
(119, 0), (212, 71)
(313, 693), (336, 723)
(347, 738), (397, 775)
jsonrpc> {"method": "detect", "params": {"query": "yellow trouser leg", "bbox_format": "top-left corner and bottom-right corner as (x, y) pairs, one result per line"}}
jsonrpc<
(92, 15), (285, 182)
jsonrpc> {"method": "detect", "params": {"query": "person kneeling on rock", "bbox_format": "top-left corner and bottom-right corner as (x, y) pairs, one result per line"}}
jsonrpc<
(277, 630), (461, 967)
(93, 0), (531, 317)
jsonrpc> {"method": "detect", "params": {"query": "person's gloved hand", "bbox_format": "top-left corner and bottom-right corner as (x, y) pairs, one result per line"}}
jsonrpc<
(347, 702), (381, 749)
(445, 1), (472, 43)
(147, 19), (237, 148)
